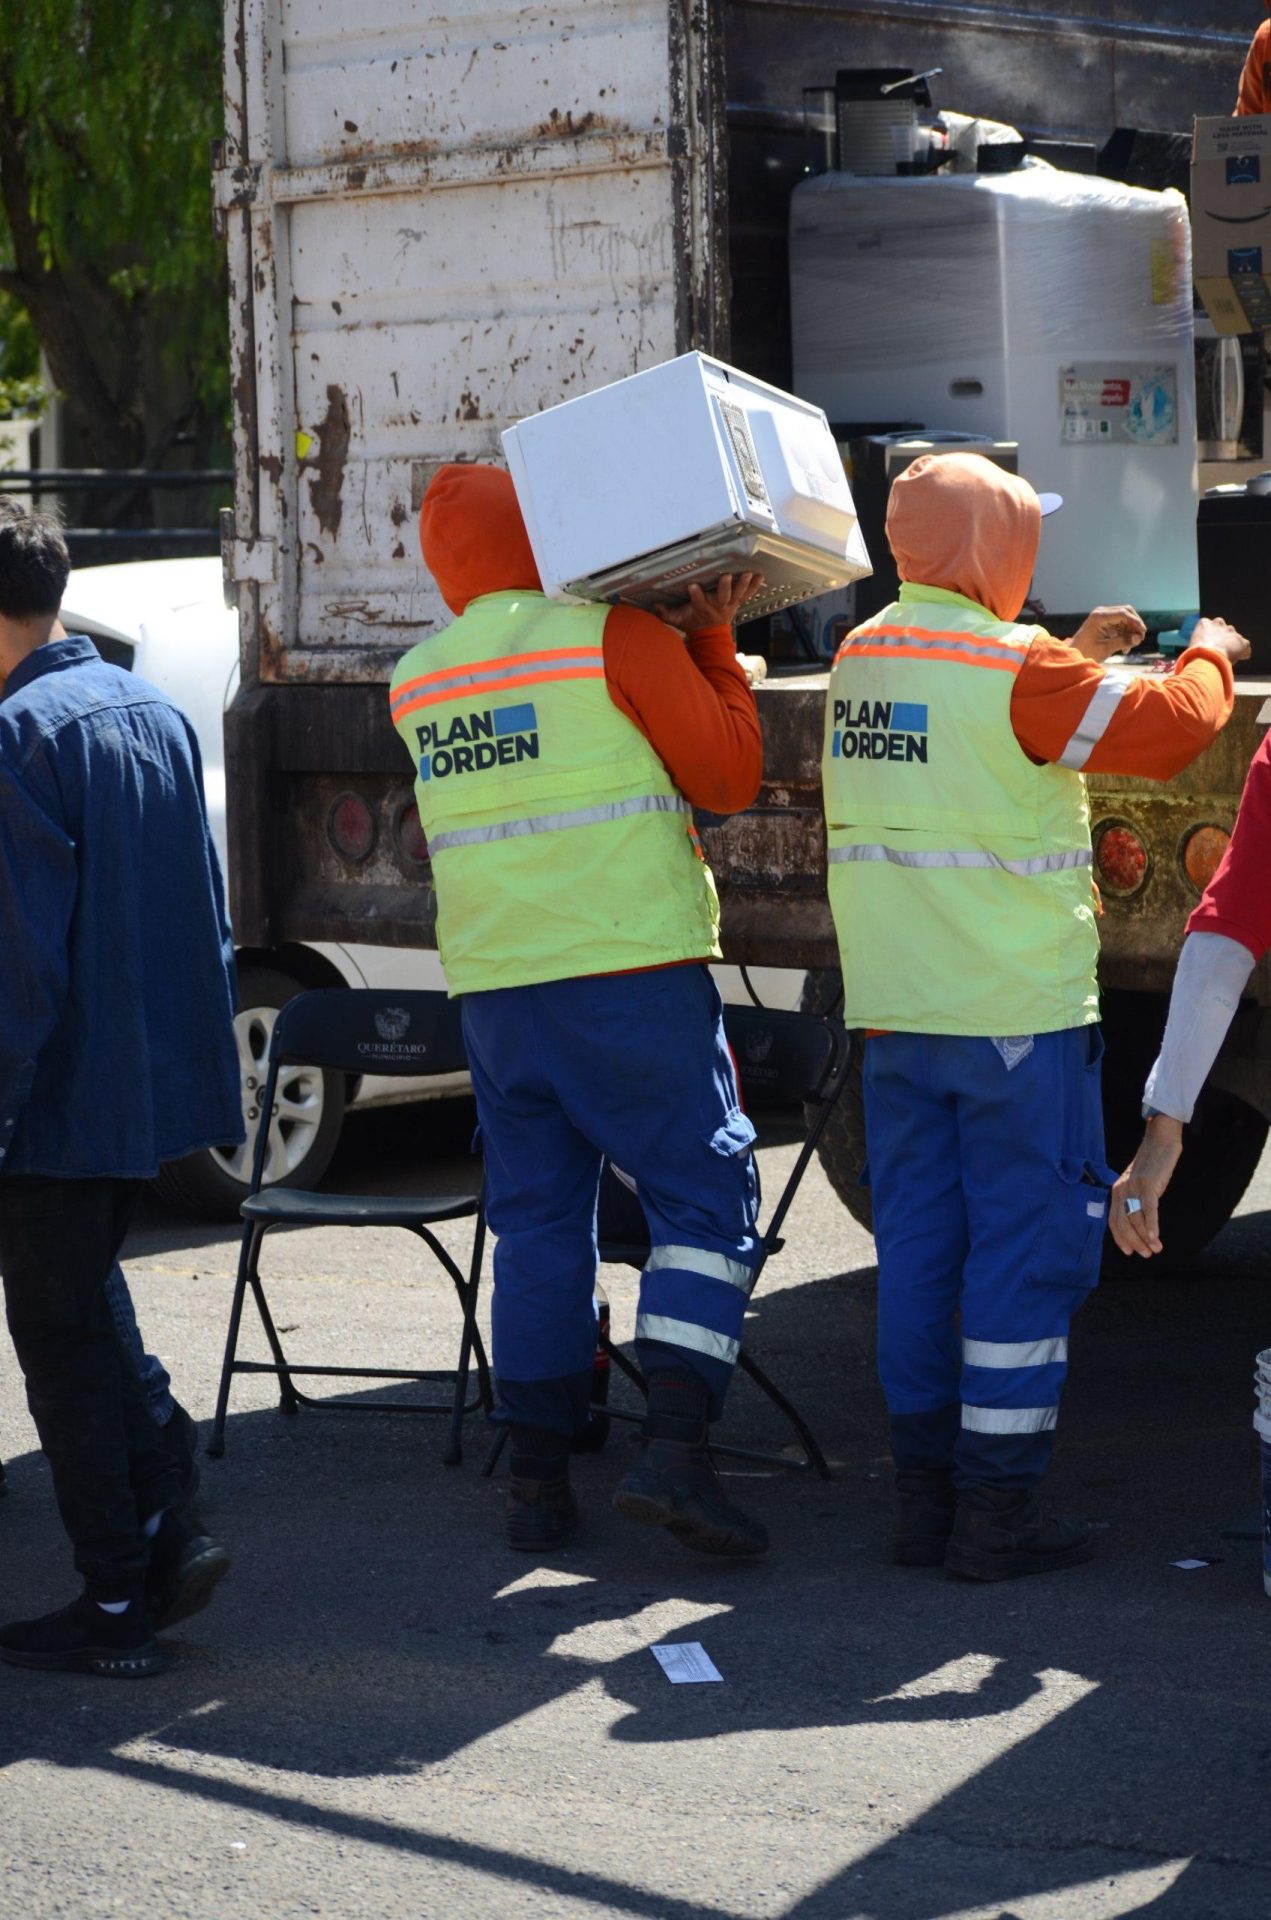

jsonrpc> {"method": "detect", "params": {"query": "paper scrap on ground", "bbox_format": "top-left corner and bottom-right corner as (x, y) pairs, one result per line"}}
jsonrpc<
(1171, 1558), (1214, 1570)
(651, 1641), (724, 1684)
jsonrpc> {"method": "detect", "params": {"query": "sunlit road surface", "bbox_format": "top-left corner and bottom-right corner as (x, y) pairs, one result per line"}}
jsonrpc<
(2, 1098), (1269, 1920)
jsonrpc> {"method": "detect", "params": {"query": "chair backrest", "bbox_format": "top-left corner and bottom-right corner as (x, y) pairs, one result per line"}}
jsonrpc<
(270, 988), (467, 1079)
(722, 1004), (848, 1111)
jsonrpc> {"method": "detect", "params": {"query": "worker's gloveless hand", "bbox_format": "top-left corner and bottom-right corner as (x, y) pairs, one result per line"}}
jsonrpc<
(1189, 617), (1252, 666)
(1109, 1116), (1184, 1257)
(656, 572), (763, 635)
(1069, 606), (1146, 662)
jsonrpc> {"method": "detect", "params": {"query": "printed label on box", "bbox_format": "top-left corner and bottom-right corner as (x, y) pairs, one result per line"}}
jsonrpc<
(1227, 153), (1262, 186)
(1058, 364), (1178, 448)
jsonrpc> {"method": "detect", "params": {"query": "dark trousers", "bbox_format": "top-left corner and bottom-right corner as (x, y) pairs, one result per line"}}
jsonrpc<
(0, 1175), (183, 1596)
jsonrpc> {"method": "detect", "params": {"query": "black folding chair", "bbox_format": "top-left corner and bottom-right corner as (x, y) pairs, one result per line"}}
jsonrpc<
(207, 988), (493, 1466)
(481, 1003), (850, 1482)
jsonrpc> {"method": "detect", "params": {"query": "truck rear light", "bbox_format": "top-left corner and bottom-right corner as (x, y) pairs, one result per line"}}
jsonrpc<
(396, 802), (430, 868)
(1093, 819), (1149, 897)
(327, 792), (376, 863)
(1181, 823), (1230, 894)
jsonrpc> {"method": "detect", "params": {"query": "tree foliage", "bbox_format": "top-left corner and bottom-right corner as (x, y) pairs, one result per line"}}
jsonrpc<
(0, 0), (228, 477)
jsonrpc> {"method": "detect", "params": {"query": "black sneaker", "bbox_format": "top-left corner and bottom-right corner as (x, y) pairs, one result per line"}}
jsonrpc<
(506, 1473), (579, 1552)
(945, 1484), (1093, 1583)
(892, 1467), (957, 1567)
(146, 1508), (232, 1628)
(0, 1591), (164, 1678)
(160, 1401), (201, 1502)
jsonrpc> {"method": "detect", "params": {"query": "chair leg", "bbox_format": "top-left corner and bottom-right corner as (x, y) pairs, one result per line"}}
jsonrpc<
(208, 1223), (263, 1459)
(480, 1423), (510, 1479)
(245, 1241), (299, 1416)
(736, 1347), (833, 1481)
(445, 1266), (484, 1468)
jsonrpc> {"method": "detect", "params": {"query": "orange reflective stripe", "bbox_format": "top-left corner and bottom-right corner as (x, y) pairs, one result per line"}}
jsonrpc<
(836, 642), (1021, 675)
(391, 646), (605, 710)
(392, 664), (606, 724)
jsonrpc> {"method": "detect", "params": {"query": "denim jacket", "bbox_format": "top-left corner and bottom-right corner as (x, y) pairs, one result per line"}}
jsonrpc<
(0, 636), (243, 1177)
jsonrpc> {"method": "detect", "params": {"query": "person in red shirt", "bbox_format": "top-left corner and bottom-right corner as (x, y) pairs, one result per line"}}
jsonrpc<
(1112, 731), (1271, 1254)
(1237, 5), (1271, 115)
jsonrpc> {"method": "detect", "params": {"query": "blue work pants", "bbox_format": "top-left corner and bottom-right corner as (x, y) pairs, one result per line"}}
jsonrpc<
(462, 967), (759, 1436)
(862, 1027), (1114, 1488)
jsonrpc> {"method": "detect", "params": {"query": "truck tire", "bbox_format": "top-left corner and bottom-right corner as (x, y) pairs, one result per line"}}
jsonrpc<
(1099, 988), (1268, 1273)
(801, 969), (873, 1233)
(154, 964), (346, 1221)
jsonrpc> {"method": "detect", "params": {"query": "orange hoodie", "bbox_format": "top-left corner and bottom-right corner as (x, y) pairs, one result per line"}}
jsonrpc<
(1237, 5), (1271, 114)
(418, 464), (762, 814)
(884, 452), (1234, 778)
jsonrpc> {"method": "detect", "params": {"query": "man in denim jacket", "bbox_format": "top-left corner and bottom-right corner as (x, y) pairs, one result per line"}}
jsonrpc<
(0, 500), (242, 1676)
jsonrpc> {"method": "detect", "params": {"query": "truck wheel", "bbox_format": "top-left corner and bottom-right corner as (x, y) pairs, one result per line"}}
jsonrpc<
(154, 964), (346, 1221)
(800, 969), (873, 1233)
(1099, 989), (1268, 1273)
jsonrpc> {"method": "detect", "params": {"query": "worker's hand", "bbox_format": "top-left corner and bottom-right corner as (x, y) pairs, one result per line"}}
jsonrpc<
(656, 572), (763, 635)
(1070, 606), (1146, 662)
(1109, 1116), (1184, 1258)
(1188, 617), (1252, 666)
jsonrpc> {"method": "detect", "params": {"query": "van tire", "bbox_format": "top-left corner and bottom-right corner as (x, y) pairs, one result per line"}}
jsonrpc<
(154, 964), (345, 1221)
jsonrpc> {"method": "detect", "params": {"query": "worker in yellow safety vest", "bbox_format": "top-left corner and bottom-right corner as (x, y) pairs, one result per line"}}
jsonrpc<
(822, 452), (1247, 1580)
(391, 464), (768, 1557)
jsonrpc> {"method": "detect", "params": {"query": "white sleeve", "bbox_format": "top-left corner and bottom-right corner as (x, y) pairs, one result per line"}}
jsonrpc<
(1142, 932), (1256, 1123)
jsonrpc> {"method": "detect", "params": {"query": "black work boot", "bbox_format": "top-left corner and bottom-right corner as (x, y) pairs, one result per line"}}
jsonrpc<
(507, 1427), (579, 1552)
(0, 1588), (164, 1678)
(146, 1507), (232, 1629)
(613, 1372), (768, 1557)
(945, 1483), (1093, 1583)
(891, 1467), (957, 1567)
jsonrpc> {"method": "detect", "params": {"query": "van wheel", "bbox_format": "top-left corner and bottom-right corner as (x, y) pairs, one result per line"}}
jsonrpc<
(801, 969), (873, 1233)
(153, 964), (346, 1221)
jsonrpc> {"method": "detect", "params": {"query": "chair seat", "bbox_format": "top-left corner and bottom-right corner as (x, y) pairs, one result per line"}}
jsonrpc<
(241, 1188), (480, 1229)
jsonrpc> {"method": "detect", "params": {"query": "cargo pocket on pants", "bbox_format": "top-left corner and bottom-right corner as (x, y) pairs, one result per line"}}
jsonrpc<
(1023, 1160), (1109, 1293)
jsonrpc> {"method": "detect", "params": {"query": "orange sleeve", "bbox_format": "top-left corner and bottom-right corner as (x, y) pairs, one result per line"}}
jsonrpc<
(1010, 637), (1235, 779)
(1237, 21), (1271, 114)
(601, 605), (763, 814)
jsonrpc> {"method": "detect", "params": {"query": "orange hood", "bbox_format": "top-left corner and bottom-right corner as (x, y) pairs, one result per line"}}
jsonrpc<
(885, 452), (1041, 624)
(418, 463), (542, 616)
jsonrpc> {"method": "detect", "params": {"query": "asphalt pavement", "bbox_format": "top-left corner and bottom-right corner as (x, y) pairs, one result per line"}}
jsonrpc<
(2, 1097), (1270, 1920)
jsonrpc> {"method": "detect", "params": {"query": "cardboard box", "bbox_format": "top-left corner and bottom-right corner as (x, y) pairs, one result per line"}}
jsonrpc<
(1192, 114), (1271, 334)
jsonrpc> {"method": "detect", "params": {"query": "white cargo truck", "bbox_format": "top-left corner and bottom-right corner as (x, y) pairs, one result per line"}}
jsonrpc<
(218, 0), (1271, 1263)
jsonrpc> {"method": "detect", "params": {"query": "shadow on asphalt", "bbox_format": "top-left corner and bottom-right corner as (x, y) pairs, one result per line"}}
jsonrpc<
(2, 1229), (1270, 1916)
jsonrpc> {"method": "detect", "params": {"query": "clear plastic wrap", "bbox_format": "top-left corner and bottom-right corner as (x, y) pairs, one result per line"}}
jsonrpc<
(790, 165), (1198, 618)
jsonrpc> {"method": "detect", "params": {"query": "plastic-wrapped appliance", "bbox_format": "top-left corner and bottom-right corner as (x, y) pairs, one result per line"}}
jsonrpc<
(790, 167), (1198, 622)
(501, 352), (872, 624)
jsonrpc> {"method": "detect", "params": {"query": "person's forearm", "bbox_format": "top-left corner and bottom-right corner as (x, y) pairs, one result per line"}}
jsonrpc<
(1143, 932), (1255, 1122)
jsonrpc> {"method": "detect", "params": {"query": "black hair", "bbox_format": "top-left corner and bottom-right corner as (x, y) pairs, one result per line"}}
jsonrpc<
(0, 496), (70, 619)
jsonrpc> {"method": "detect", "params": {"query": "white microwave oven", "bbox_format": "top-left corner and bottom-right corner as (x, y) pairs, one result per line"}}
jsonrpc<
(501, 352), (872, 624)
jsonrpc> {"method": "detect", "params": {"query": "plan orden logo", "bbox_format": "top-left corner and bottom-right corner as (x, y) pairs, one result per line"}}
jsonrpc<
(416, 701), (539, 781)
(832, 698), (929, 763)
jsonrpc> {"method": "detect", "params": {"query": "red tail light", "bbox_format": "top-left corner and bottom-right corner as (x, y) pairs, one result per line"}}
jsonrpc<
(1093, 820), (1149, 897)
(327, 792), (376, 863)
(1181, 823), (1230, 895)
(396, 803), (430, 868)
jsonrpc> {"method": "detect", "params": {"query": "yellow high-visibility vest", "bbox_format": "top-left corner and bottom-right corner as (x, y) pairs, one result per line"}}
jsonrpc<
(823, 583), (1098, 1035)
(390, 592), (720, 994)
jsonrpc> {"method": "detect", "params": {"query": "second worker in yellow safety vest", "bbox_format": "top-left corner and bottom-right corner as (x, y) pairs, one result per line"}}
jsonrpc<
(392, 464), (768, 1556)
(823, 451), (1248, 1581)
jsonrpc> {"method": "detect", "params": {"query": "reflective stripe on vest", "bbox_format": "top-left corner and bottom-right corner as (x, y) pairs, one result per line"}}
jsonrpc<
(390, 647), (606, 723)
(827, 844), (1092, 877)
(835, 625), (1032, 674)
(428, 792), (688, 855)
